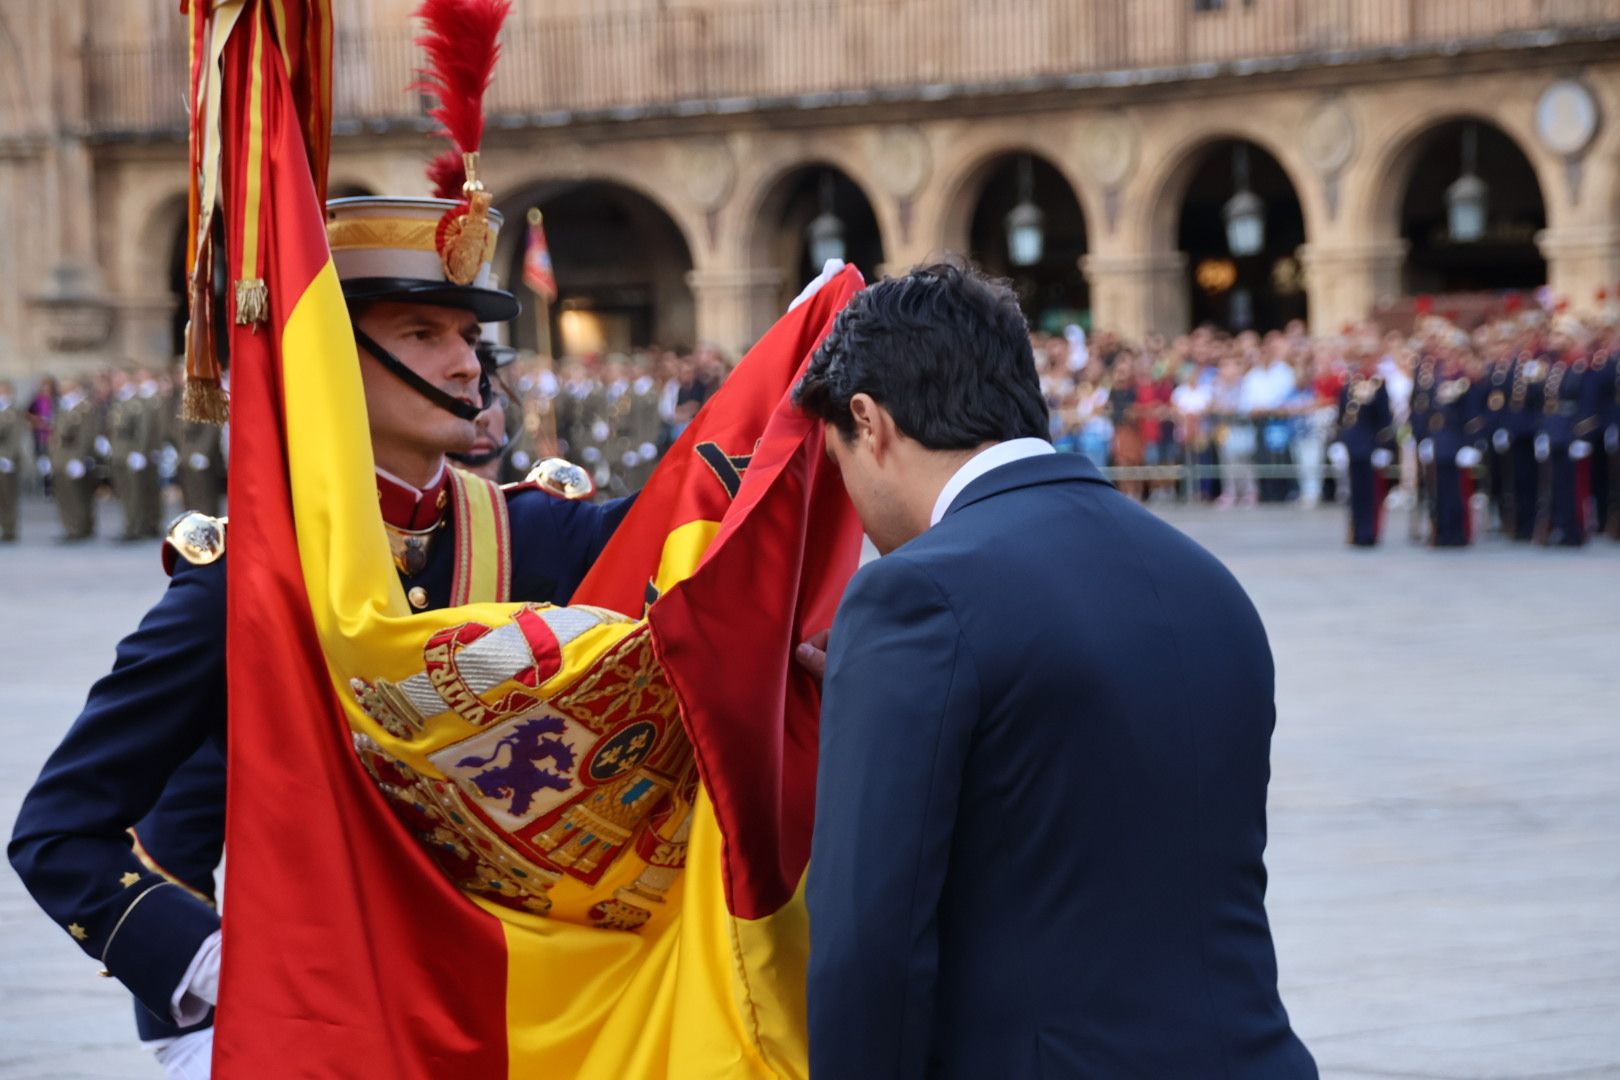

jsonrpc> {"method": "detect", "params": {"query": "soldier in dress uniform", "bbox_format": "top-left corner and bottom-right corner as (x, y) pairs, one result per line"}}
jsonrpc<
(0, 379), (23, 541)
(1502, 350), (1549, 541)
(176, 418), (226, 516)
(1408, 348), (1438, 542)
(1420, 352), (1480, 547)
(48, 376), (99, 541)
(9, 195), (631, 1078)
(133, 369), (168, 537)
(108, 370), (152, 540)
(1329, 352), (1396, 546)
(1479, 345), (1514, 533)
(622, 356), (666, 491)
(1538, 341), (1592, 547)
(1581, 345), (1618, 538)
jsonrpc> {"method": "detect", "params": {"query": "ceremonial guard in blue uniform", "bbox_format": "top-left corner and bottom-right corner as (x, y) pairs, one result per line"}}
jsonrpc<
(8, 196), (630, 1077)
(1538, 349), (1592, 546)
(1419, 354), (1480, 547)
(1503, 353), (1548, 541)
(1580, 347), (1618, 538)
(1331, 356), (1396, 547)
(1479, 350), (1514, 533)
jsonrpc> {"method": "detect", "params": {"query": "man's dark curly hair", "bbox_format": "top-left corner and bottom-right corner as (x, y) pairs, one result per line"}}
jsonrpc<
(792, 262), (1048, 449)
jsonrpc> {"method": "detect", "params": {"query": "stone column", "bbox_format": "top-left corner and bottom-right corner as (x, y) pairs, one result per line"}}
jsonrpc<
(685, 267), (785, 354)
(1537, 227), (1620, 314)
(1298, 239), (1408, 334)
(1082, 251), (1188, 340)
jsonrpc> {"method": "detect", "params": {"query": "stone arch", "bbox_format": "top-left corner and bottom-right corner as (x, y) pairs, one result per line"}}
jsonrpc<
(738, 158), (889, 286)
(930, 145), (1093, 328)
(1137, 128), (1317, 258)
(492, 178), (698, 353)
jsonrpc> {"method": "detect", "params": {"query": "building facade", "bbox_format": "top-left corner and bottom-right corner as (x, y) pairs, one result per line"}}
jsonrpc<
(2, 0), (1620, 376)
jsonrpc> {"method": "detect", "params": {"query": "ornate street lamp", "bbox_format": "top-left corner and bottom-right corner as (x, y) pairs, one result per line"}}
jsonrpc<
(1005, 156), (1046, 267)
(1446, 125), (1488, 244)
(1223, 144), (1266, 258)
(806, 173), (846, 267)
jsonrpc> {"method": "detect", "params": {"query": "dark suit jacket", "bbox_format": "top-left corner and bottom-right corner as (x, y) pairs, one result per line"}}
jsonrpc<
(807, 452), (1316, 1079)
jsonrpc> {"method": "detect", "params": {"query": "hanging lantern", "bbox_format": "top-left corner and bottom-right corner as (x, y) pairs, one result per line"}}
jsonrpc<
(1005, 155), (1046, 267)
(1446, 125), (1488, 244)
(806, 173), (846, 267)
(1223, 144), (1266, 258)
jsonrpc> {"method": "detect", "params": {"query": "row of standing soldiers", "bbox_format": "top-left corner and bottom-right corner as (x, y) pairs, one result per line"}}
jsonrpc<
(1335, 344), (1620, 547)
(0, 371), (225, 543)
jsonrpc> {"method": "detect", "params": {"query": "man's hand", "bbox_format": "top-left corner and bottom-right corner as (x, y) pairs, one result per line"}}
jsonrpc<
(795, 629), (830, 680)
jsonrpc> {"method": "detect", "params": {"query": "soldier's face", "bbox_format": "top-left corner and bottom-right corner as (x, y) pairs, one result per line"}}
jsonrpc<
(354, 301), (483, 481)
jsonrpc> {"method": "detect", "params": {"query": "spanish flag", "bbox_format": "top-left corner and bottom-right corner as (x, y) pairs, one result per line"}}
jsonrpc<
(204, 2), (865, 1074)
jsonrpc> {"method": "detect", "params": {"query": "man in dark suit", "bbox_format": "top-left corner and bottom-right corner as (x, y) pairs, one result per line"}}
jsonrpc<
(792, 264), (1316, 1080)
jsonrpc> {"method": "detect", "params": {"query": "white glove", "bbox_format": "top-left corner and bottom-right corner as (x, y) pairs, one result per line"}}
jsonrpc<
(639, 442), (658, 461)
(1371, 448), (1394, 469)
(1327, 442), (1349, 468)
(622, 451), (640, 468)
(1456, 446), (1483, 468)
(65, 458), (86, 480)
(1535, 433), (1550, 462)
(0, 457), (12, 475)
(36, 457), (51, 477)
(1569, 439), (1592, 460)
(788, 258), (847, 312)
(590, 420), (610, 443)
(581, 446), (601, 464)
(510, 450), (530, 470)
(151, 1026), (214, 1080)
(189, 453), (210, 471)
(127, 451), (147, 471)
(94, 435), (111, 457)
(1492, 429), (1511, 454)
(1418, 439), (1435, 465)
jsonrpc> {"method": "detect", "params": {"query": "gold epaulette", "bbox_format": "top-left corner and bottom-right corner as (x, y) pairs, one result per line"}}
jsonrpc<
(507, 457), (595, 501)
(164, 511), (227, 566)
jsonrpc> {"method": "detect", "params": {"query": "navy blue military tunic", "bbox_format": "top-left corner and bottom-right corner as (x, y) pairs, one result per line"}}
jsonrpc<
(8, 478), (632, 1037)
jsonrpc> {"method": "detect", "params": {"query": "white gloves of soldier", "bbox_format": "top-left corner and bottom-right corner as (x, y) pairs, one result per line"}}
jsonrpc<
(789, 258), (847, 312)
(1535, 434), (1550, 462)
(152, 1027), (214, 1080)
(1327, 442), (1349, 468)
(36, 457), (51, 477)
(1570, 439), (1592, 460)
(0, 457), (12, 475)
(170, 929), (221, 1027)
(1492, 429), (1511, 454)
(1456, 446), (1483, 469)
(639, 442), (658, 461)
(94, 435), (111, 457)
(511, 450), (531, 470)
(590, 420), (610, 443)
(189, 453), (210, 471)
(65, 459), (86, 480)
(1370, 448), (1394, 469)
(622, 451), (640, 468)
(1418, 439), (1435, 465)
(127, 451), (147, 471)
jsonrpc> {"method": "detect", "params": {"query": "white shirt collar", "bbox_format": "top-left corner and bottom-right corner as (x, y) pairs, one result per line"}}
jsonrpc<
(929, 437), (1056, 526)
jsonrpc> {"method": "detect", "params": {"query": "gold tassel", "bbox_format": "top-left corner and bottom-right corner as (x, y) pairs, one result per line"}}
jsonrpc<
(181, 376), (230, 426)
(235, 278), (268, 325)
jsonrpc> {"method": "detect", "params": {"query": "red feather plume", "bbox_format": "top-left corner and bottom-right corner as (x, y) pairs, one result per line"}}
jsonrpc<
(426, 148), (466, 200)
(413, 0), (512, 158)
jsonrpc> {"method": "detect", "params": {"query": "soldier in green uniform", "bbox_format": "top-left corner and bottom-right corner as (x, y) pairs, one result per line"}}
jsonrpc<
(0, 379), (24, 541)
(108, 371), (146, 540)
(49, 376), (99, 541)
(177, 417), (227, 516)
(131, 369), (166, 537)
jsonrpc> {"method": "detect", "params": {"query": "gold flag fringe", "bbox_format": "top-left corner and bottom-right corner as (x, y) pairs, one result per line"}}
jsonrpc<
(235, 278), (268, 325)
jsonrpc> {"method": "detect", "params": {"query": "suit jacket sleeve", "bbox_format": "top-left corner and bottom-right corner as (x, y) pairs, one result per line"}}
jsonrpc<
(806, 553), (980, 1080)
(7, 558), (225, 1020)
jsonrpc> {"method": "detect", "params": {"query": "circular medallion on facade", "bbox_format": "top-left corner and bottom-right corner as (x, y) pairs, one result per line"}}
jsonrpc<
(1077, 112), (1138, 190)
(1535, 79), (1600, 157)
(1301, 99), (1356, 175)
(678, 136), (737, 211)
(870, 125), (932, 200)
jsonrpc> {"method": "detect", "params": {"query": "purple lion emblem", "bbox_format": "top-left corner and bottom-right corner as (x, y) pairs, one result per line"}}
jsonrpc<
(456, 716), (577, 817)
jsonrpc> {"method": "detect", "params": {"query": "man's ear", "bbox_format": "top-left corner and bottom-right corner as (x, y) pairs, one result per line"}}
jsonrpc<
(848, 392), (896, 462)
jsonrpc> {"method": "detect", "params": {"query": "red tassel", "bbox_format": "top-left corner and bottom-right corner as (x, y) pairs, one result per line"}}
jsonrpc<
(412, 0), (511, 156)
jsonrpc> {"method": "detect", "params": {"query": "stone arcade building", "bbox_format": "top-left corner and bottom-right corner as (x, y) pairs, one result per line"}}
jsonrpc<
(2, 0), (1619, 377)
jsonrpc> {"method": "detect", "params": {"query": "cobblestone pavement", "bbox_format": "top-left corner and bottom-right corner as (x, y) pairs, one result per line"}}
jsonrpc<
(1, 495), (1617, 1078)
